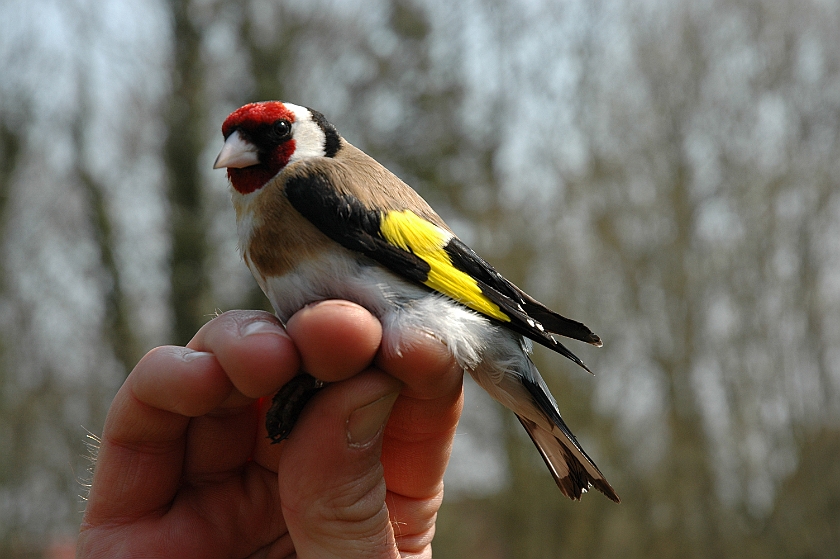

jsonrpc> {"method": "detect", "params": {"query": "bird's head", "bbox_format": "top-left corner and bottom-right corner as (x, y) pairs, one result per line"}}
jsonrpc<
(213, 101), (340, 195)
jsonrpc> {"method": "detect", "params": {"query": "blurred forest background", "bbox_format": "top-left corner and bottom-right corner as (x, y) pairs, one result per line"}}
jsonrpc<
(1, 0), (839, 557)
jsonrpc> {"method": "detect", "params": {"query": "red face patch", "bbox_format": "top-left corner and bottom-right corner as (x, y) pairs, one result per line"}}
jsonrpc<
(221, 102), (298, 194)
(222, 102), (296, 138)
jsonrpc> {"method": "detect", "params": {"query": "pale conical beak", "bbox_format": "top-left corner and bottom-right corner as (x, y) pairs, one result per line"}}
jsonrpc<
(213, 130), (260, 169)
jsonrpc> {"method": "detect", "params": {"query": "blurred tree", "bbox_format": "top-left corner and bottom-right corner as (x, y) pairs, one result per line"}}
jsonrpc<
(760, 428), (840, 558)
(0, 1), (169, 554)
(73, 107), (139, 375)
(0, 107), (23, 559)
(166, 0), (212, 345)
(0, 119), (19, 218)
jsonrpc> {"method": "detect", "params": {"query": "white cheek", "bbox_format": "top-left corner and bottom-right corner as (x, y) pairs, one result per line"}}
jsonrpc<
(285, 103), (327, 162)
(289, 125), (327, 162)
(284, 103), (310, 122)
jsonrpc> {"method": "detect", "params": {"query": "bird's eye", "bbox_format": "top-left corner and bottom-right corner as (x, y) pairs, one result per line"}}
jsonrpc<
(271, 120), (292, 141)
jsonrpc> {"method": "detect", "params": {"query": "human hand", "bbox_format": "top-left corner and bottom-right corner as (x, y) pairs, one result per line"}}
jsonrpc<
(76, 301), (463, 558)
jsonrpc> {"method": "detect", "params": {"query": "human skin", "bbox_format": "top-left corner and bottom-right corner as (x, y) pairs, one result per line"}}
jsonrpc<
(77, 300), (463, 559)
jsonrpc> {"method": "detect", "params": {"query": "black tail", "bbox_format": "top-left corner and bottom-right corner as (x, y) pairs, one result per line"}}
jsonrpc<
(518, 369), (620, 503)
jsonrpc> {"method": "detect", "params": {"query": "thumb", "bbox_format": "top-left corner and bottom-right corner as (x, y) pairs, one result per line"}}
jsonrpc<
(277, 369), (403, 559)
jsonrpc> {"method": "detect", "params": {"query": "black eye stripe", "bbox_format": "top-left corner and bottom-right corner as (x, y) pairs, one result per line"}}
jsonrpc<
(306, 109), (340, 158)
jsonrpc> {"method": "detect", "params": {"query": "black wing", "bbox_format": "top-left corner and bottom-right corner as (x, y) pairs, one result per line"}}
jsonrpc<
(284, 169), (600, 371)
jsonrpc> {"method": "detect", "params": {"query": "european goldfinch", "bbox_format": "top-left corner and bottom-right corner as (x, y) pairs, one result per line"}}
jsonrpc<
(213, 101), (619, 503)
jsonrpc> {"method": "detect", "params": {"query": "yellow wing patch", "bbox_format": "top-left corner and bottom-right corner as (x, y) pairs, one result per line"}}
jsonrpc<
(379, 210), (510, 322)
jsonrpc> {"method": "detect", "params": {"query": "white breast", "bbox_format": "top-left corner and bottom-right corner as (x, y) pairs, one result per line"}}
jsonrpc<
(260, 248), (423, 322)
(257, 246), (507, 373)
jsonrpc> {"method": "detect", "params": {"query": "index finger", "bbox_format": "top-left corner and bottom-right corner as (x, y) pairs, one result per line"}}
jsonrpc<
(376, 332), (464, 502)
(83, 346), (235, 524)
(83, 311), (302, 524)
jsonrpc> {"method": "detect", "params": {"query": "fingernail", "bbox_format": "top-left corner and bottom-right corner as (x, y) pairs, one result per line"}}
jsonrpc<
(347, 392), (399, 448)
(181, 349), (212, 362)
(305, 299), (359, 310)
(241, 320), (282, 337)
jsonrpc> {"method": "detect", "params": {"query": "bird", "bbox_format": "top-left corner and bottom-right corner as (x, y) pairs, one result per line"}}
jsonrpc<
(213, 100), (619, 503)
